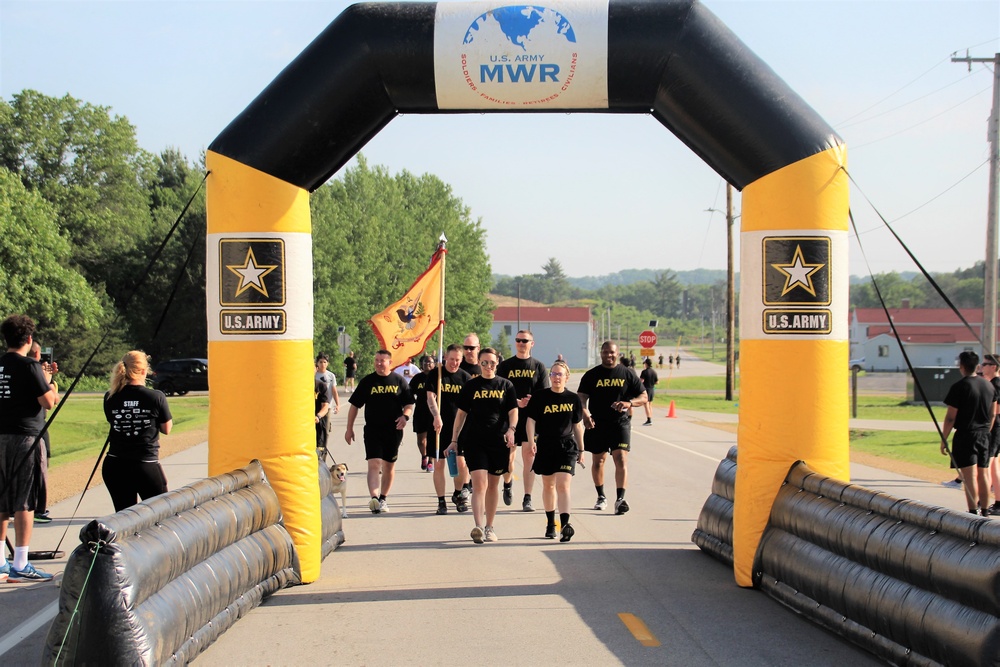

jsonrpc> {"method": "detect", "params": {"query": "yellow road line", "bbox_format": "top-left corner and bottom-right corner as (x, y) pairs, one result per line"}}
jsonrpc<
(618, 612), (661, 647)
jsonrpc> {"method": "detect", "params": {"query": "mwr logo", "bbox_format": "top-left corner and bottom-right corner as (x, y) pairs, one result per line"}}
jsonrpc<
(220, 239), (285, 306)
(460, 5), (579, 106)
(762, 237), (831, 306)
(220, 310), (286, 334)
(762, 309), (833, 335)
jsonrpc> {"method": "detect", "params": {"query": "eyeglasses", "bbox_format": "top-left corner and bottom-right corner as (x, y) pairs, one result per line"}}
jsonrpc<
(984, 362), (997, 367)
(515, 338), (532, 344)
(549, 371), (567, 377)
(480, 360), (497, 367)
(463, 345), (478, 351)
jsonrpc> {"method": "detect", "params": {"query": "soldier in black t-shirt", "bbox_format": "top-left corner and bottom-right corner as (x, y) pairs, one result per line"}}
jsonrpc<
(343, 351), (357, 393)
(427, 344), (473, 514)
(410, 355), (436, 473)
(446, 347), (517, 544)
(496, 329), (549, 511)
(941, 350), (996, 515)
(458, 332), (482, 379)
(577, 341), (647, 516)
(526, 360), (584, 542)
(0, 314), (59, 582)
(346, 350), (415, 514)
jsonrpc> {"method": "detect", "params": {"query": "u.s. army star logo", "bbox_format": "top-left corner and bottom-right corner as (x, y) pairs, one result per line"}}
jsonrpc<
(763, 237), (830, 306)
(219, 239), (285, 306)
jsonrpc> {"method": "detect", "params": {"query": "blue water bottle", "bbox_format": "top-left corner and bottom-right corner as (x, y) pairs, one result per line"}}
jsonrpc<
(447, 449), (458, 477)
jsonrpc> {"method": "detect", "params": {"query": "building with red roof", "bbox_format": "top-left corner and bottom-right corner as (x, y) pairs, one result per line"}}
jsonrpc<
(490, 306), (593, 368)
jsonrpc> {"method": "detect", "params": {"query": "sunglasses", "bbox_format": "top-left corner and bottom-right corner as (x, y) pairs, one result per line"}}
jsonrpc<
(479, 360), (497, 367)
(984, 362), (997, 367)
(515, 338), (532, 344)
(463, 345), (478, 351)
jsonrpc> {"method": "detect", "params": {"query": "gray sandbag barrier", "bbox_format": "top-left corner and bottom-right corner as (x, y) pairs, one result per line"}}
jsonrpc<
(318, 460), (346, 557)
(43, 460), (299, 666)
(755, 461), (1000, 666)
(691, 445), (737, 566)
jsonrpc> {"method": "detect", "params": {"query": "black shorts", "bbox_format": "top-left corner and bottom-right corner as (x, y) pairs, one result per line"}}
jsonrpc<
(463, 445), (510, 475)
(584, 421), (631, 454)
(952, 430), (991, 469)
(413, 413), (432, 435)
(990, 427), (1000, 458)
(645, 387), (655, 402)
(513, 421), (529, 446)
(426, 432), (452, 460)
(0, 434), (46, 513)
(363, 427), (404, 462)
(532, 437), (578, 476)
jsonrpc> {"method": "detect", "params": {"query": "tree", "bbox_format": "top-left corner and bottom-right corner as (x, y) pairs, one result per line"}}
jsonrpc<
(0, 167), (107, 373)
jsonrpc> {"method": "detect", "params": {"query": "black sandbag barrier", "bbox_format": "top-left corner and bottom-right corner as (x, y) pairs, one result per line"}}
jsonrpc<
(691, 445), (737, 566)
(318, 460), (345, 558)
(754, 460), (1000, 666)
(43, 460), (299, 665)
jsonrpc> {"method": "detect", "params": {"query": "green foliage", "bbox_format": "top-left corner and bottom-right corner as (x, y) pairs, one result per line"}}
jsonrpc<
(311, 157), (493, 373)
(849, 262), (989, 309)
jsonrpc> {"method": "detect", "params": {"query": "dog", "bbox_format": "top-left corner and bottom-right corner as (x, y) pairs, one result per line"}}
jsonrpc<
(329, 462), (349, 518)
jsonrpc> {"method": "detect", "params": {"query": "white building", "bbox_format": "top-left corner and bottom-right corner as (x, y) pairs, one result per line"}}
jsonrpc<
(490, 306), (594, 369)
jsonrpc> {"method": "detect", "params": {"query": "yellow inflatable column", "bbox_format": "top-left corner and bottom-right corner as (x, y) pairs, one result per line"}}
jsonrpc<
(734, 146), (850, 587)
(205, 151), (321, 582)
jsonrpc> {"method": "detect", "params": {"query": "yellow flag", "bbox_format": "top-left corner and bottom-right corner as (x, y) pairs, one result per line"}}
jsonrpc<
(369, 248), (445, 369)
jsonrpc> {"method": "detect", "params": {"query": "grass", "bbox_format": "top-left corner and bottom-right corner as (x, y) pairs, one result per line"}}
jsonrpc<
(48, 395), (208, 469)
(849, 429), (945, 469)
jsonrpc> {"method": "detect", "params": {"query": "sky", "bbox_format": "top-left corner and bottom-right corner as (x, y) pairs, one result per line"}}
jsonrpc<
(1, 0), (998, 282)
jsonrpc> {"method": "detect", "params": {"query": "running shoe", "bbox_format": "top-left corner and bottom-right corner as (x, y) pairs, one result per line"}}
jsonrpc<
(522, 497), (535, 512)
(461, 485), (472, 500)
(426, 460), (434, 473)
(0, 562), (8, 582)
(8, 563), (53, 582)
(471, 526), (485, 544)
(369, 497), (381, 514)
(502, 484), (513, 506)
(642, 419), (652, 426)
(437, 501), (448, 515)
(378, 499), (389, 513)
(457, 499), (470, 513)
(594, 496), (608, 511)
(33, 511), (52, 524)
(615, 498), (630, 515)
(992, 501), (1000, 513)
(942, 479), (963, 489)
(544, 525), (557, 539)
(969, 508), (982, 516)
(560, 523), (575, 542)
(484, 526), (498, 542)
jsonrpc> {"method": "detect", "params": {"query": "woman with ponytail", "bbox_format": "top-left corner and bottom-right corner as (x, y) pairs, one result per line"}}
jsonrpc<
(102, 351), (173, 511)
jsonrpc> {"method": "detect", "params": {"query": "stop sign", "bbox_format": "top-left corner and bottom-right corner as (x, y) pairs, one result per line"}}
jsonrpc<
(638, 330), (657, 347)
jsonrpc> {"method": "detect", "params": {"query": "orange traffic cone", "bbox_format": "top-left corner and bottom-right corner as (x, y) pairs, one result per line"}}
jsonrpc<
(667, 400), (677, 418)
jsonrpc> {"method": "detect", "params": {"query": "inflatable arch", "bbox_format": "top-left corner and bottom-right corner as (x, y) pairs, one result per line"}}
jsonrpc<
(207, 0), (849, 585)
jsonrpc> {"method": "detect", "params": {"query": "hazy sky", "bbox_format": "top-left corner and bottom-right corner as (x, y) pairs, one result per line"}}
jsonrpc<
(2, 0), (998, 280)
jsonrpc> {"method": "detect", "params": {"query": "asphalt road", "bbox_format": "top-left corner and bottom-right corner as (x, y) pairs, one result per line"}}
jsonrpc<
(0, 354), (954, 666)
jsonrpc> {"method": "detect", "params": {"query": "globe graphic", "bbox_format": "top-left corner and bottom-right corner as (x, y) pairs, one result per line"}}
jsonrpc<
(464, 5), (577, 51)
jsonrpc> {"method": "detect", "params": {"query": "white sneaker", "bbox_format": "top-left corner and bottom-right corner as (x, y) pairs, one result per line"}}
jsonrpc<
(460, 487), (471, 501)
(378, 499), (389, 513)
(594, 496), (608, 511)
(368, 497), (381, 514)
(614, 498), (630, 515)
(471, 526), (484, 544)
(484, 526), (498, 542)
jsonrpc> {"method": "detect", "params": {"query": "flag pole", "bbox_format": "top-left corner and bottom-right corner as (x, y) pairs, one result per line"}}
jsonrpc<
(435, 233), (448, 457)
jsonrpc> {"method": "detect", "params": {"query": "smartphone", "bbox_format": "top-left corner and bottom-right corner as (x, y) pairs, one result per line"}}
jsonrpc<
(40, 352), (52, 364)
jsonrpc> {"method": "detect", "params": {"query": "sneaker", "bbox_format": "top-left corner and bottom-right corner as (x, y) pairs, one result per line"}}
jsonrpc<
(34, 511), (52, 524)
(426, 460), (434, 473)
(992, 501), (1000, 513)
(8, 563), (53, 583)
(522, 498), (535, 512)
(421, 456), (428, 471)
(615, 498), (630, 515)
(544, 525), (557, 539)
(452, 490), (461, 506)
(560, 523), (575, 542)
(369, 497), (381, 514)
(471, 526), (485, 544)
(437, 501), (448, 515)
(484, 526), (498, 542)
(460, 487), (471, 501)
(969, 508), (981, 516)
(983, 507), (992, 518)
(594, 496), (608, 511)
(378, 499), (389, 513)
(502, 484), (513, 506)
(0, 562), (8, 582)
(642, 419), (652, 426)
(942, 479), (963, 489)
(456, 499), (469, 513)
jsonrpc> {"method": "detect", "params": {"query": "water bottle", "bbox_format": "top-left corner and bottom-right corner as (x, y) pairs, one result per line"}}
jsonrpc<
(447, 449), (458, 477)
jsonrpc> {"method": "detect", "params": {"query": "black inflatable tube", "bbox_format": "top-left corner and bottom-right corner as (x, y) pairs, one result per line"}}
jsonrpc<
(43, 461), (298, 665)
(209, 0), (841, 192)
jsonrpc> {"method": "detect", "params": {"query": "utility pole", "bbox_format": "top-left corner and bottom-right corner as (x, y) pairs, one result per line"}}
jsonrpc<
(726, 184), (736, 401)
(953, 51), (1000, 353)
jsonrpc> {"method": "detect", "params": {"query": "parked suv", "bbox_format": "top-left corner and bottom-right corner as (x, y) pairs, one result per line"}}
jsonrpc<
(151, 358), (208, 396)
